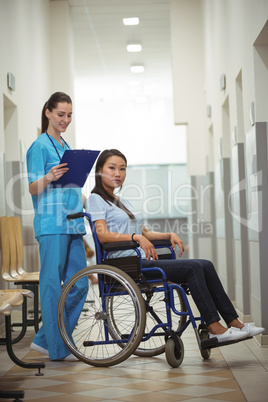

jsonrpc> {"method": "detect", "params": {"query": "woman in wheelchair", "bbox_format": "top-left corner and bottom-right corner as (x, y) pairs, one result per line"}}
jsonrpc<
(86, 149), (264, 344)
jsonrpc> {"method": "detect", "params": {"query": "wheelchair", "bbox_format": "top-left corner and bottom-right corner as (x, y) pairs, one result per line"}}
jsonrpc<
(57, 212), (217, 368)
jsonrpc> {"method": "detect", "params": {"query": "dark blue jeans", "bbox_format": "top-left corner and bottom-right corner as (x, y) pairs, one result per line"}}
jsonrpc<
(142, 258), (238, 326)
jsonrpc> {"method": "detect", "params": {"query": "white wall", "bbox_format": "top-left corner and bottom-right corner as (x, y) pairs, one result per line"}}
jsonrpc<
(203, 0), (268, 164)
(0, 0), (76, 165)
(0, 0), (76, 285)
(171, 0), (268, 172)
(170, 0), (268, 342)
(170, 0), (206, 176)
(50, 0), (76, 149)
(0, 0), (51, 155)
(0, 0), (52, 231)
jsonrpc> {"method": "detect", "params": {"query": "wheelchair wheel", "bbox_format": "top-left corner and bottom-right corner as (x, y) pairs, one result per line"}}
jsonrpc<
(134, 286), (187, 357)
(165, 335), (184, 368)
(57, 265), (146, 367)
(199, 329), (211, 359)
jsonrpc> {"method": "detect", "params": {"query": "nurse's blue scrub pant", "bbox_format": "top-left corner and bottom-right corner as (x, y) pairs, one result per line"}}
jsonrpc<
(33, 234), (88, 360)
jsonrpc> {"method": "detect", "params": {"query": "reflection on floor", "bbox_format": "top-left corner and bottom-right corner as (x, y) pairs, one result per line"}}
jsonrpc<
(0, 314), (268, 401)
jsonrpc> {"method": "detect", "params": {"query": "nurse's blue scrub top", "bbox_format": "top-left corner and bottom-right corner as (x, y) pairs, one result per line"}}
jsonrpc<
(26, 133), (85, 237)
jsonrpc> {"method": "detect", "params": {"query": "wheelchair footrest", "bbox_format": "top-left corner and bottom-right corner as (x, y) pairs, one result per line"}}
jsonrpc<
(201, 335), (253, 350)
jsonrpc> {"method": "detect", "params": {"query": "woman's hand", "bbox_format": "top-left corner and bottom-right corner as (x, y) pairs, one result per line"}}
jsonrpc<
(135, 234), (158, 261)
(141, 226), (184, 258)
(29, 163), (69, 196)
(46, 163), (69, 183)
(170, 233), (184, 257)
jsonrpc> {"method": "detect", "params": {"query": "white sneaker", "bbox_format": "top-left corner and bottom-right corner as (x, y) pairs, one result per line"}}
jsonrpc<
(242, 323), (265, 336)
(62, 354), (80, 362)
(209, 327), (249, 343)
(30, 342), (49, 356)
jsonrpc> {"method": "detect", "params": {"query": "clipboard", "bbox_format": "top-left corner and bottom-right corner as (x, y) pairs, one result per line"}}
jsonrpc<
(51, 149), (100, 188)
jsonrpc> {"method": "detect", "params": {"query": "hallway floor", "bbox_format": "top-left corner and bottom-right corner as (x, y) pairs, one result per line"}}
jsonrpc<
(1, 305), (268, 401)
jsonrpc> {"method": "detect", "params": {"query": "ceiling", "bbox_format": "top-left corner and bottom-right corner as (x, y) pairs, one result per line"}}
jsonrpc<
(67, 0), (173, 102)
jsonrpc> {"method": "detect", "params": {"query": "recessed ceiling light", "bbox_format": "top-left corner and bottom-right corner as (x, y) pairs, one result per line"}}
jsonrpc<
(130, 65), (144, 73)
(127, 44), (142, 52)
(123, 17), (139, 26)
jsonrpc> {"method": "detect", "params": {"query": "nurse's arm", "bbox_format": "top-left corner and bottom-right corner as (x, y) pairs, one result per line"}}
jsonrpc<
(29, 163), (69, 196)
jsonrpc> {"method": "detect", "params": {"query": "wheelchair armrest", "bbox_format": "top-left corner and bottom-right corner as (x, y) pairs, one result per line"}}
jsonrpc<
(151, 240), (172, 247)
(103, 239), (172, 252)
(102, 241), (139, 252)
(151, 240), (174, 260)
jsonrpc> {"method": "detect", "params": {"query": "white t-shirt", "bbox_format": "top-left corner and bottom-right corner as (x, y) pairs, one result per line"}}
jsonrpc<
(86, 193), (145, 259)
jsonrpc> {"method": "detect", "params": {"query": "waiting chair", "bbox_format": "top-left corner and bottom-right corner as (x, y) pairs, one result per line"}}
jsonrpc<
(14, 217), (39, 280)
(0, 289), (45, 401)
(0, 288), (44, 372)
(0, 216), (40, 338)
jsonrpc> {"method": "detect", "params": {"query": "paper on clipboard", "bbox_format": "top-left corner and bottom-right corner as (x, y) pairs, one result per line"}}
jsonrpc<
(51, 149), (100, 188)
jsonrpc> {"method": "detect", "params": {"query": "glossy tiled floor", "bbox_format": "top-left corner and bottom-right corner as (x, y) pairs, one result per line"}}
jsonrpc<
(1, 302), (268, 401)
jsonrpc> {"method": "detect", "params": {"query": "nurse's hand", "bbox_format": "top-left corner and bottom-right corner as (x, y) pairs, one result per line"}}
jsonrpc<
(29, 163), (69, 196)
(47, 163), (69, 182)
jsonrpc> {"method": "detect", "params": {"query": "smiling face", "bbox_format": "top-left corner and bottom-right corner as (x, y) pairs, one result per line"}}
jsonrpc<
(45, 102), (72, 136)
(99, 155), (127, 194)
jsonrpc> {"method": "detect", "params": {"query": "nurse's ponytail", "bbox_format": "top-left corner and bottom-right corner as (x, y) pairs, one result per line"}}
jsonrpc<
(41, 92), (72, 134)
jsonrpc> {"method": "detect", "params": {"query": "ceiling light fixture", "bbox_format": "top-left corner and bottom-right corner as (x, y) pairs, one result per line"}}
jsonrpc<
(127, 44), (142, 52)
(123, 17), (139, 25)
(130, 65), (144, 73)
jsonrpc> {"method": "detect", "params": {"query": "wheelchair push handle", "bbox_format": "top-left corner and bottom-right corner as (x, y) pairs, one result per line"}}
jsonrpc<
(67, 212), (85, 220)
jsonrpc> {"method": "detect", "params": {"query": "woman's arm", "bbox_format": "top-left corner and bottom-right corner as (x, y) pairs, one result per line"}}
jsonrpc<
(29, 163), (69, 196)
(94, 219), (158, 261)
(142, 226), (184, 257)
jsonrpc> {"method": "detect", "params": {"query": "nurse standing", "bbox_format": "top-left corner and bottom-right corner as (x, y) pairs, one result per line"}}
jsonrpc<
(26, 92), (88, 360)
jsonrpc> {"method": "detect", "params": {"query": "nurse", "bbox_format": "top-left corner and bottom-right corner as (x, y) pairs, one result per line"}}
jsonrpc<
(26, 92), (88, 360)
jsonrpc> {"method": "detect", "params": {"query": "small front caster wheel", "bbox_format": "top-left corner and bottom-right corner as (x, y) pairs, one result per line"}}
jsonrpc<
(165, 336), (184, 368)
(199, 329), (211, 359)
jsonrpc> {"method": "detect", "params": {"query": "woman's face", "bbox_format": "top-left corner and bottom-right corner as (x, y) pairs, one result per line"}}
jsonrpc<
(46, 102), (72, 135)
(99, 155), (127, 193)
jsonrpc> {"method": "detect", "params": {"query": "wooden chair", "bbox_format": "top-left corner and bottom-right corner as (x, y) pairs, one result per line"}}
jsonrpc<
(0, 216), (40, 337)
(14, 217), (39, 280)
(0, 289), (45, 401)
(0, 216), (13, 283)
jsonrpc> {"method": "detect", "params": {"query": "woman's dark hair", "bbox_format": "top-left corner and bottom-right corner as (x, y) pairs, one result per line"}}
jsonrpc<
(41, 92), (72, 133)
(92, 149), (135, 221)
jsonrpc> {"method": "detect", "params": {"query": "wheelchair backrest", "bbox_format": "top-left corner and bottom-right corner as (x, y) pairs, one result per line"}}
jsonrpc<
(83, 212), (104, 265)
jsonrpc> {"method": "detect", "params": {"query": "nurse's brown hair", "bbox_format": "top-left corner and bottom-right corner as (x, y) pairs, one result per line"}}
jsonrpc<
(41, 92), (72, 133)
